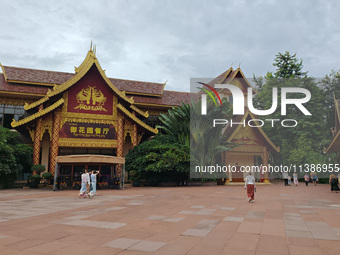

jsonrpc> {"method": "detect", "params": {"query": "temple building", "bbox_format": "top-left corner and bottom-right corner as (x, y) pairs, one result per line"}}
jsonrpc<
(0, 48), (189, 185)
(207, 68), (280, 183)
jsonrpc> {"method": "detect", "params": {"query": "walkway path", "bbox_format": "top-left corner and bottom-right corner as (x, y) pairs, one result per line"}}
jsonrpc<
(0, 182), (339, 254)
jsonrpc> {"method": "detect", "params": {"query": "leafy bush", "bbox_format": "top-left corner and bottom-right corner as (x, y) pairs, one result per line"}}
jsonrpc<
(31, 164), (45, 174)
(42, 172), (53, 180)
(0, 127), (33, 188)
(126, 134), (190, 185)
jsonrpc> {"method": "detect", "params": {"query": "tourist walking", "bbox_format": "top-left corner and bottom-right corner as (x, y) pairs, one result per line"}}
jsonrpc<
(293, 172), (298, 186)
(283, 171), (289, 186)
(311, 172), (318, 186)
(85, 170), (90, 193)
(88, 170), (99, 198)
(329, 174), (339, 192)
(244, 172), (256, 202)
(304, 174), (309, 186)
(79, 170), (87, 198)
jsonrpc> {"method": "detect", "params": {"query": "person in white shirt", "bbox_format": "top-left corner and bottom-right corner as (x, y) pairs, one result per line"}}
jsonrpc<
(244, 171), (256, 202)
(79, 170), (87, 198)
(85, 170), (90, 193)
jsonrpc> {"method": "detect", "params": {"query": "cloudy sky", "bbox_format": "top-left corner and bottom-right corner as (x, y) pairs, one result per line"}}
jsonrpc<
(0, 0), (339, 92)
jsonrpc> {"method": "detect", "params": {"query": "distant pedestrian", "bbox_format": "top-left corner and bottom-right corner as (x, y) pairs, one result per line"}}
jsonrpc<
(304, 174), (309, 186)
(293, 173), (298, 186)
(283, 171), (289, 186)
(244, 172), (256, 202)
(88, 170), (99, 198)
(311, 172), (318, 186)
(79, 170), (87, 198)
(329, 174), (339, 192)
(85, 170), (90, 193)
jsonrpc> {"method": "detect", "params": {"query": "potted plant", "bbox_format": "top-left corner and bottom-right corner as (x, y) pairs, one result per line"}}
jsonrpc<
(42, 172), (53, 185)
(31, 164), (45, 175)
(129, 170), (140, 187)
(28, 174), (42, 188)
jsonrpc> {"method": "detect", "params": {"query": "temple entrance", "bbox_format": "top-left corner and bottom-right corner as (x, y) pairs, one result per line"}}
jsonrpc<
(232, 166), (244, 182)
(53, 155), (125, 190)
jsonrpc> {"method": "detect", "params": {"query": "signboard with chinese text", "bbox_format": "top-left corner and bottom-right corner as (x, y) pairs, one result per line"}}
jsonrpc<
(60, 122), (116, 140)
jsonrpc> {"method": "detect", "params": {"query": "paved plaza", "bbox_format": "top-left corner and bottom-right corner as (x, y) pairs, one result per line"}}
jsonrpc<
(0, 182), (340, 255)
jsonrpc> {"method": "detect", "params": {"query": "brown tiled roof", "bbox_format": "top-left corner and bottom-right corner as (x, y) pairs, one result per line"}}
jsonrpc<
(3, 66), (73, 85)
(0, 74), (48, 95)
(109, 78), (164, 96)
(2, 66), (164, 96)
(132, 90), (191, 106)
(207, 68), (233, 87)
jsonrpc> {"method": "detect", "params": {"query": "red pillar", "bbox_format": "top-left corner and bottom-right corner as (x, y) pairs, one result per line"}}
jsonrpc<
(49, 111), (61, 175)
(116, 114), (124, 176)
(33, 105), (43, 165)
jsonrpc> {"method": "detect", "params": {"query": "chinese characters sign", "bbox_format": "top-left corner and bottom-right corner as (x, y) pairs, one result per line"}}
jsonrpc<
(60, 122), (117, 140)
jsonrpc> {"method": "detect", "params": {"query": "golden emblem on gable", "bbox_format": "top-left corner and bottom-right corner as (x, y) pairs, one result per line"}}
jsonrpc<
(74, 86), (107, 112)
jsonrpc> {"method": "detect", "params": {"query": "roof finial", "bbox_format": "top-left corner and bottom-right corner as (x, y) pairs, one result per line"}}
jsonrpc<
(90, 41), (93, 51)
(94, 45), (96, 56)
(238, 62), (241, 68)
(231, 62), (233, 69)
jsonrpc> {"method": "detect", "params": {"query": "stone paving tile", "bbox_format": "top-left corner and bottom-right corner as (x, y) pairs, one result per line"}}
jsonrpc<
(128, 240), (166, 252)
(220, 207), (235, 211)
(179, 208), (216, 215)
(286, 230), (313, 238)
(163, 217), (184, 222)
(191, 205), (205, 209)
(308, 226), (340, 241)
(25, 240), (68, 254)
(60, 219), (126, 229)
(285, 224), (310, 231)
(246, 211), (265, 218)
(146, 215), (184, 222)
(103, 238), (141, 249)
(237, 221), (262, 234)
(288, 245), (323, 255)
(224, 216), (244, 222)
(181, 219), (220, 237)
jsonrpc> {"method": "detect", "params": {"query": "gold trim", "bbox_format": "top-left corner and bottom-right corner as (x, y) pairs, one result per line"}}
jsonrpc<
(24, 96), (49, 110)
(117, 103), (158, 134)
(11, 98), (64, 128)
(0, 98), (30, 106)
(130, 105), (149, 118)
(0, 63), (8, 81)
(61, 117), (117, 127)
(28, 128), (35, 142)
(59, 138), (117, 148)
(62, 91), (68, 112)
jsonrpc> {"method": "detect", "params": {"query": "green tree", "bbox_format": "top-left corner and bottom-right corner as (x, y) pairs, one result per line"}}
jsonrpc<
(157, 103), (190, 146)
(125, 134), (190, 185)
(0, 127), (33, 188)
(318, 70), (340, 134)
(254, 52), (328, 166)
(190, 97), (236, 174)
(272, 51), (307, 78)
